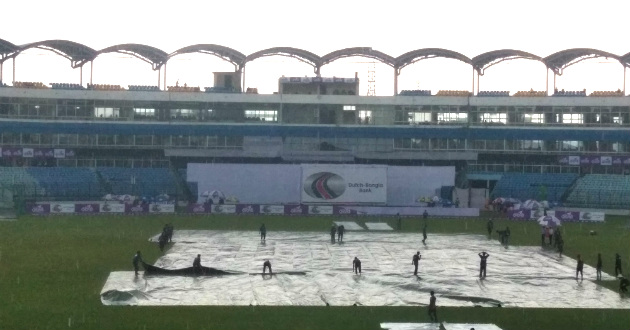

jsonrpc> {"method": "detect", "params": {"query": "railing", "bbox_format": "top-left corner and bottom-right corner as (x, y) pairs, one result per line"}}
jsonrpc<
(468, 163), (581, 174)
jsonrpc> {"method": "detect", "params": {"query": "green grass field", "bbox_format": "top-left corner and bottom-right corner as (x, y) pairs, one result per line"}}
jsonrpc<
(0, 213), (628, 330)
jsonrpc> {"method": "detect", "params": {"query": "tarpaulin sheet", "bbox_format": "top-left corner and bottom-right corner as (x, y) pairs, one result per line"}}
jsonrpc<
(381, 323), (442, 330)
(102, 231), (629, 308)
(365, 222), (394, 231)
(442, 323), (503, 330)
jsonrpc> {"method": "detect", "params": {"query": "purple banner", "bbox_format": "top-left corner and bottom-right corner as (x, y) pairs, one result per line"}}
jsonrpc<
(236, 204), (259, 215)
(284, 204), (308, 215)
(187, 203), (211, 214)
(125, 204), (149, 213)
(507, 209), (531, 220)
(27, 203), (50, 215)
(75, 203), (100, 214)
(554, 210), (580, 222)
(333, 205), (358, 215)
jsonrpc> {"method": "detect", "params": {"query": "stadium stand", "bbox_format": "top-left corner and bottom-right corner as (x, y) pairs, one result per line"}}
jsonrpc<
(205, 86), (239, 93)
(87, 84), (125, 91)
(491, 173), (578, 202)
(13, 81), (47, 89)
(399, 90), (432, 96)
(50, 83), (84, 90)
(0, 167), (39, 197)
(565, 174), (630, 209)
(513, 90), (546, 97)
(590, 90), (624, 97)
(553, 89), (586, 96)
(168, 85), (200, 92)
(25, 167), (103, 200)
(128, 85), (160, 92)
(436, 90), (472, 96)
(477, 91), (509, 97)
(98, 167), (180, 197)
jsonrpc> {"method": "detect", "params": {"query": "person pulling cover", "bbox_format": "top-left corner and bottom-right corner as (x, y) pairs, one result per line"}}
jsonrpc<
(412, 251), (421, 275)
(263, 260), (272, 275)
(132, 250), (143, 276)
(193, 254), (202, 274)
(353, 257), (362, 274)
(479, 251), (489, 278)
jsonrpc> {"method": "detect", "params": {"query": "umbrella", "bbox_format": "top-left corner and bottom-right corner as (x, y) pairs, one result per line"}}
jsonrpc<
(537, 215), (561, 228)
(523, 199), (543, 210)
(493, 197), (505, 204)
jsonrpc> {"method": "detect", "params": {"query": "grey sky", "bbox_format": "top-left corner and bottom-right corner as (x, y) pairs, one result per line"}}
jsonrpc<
(3, 0), (630, 95)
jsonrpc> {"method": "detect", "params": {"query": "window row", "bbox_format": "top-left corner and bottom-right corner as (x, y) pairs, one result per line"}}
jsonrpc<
(0, 133), (243, 148)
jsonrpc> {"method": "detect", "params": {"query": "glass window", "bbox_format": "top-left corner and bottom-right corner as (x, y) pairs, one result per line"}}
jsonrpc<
(437, 113), (467, 123)
(480, 113), (507, 124)
(95, 107), (120, 118)
(358, 110), (372, 125)
(562, 114), (583, 124)
(244, 110), (278, 122)
(523, 113), (544, 124)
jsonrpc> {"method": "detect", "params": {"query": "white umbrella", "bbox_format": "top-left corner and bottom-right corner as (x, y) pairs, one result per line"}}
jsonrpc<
(537, 215), (561, 228)
(523, 200), (542, 210)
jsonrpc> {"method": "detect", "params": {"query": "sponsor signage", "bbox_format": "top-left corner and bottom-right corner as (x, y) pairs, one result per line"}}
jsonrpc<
(308, 205), (333, 215)
(0, 147), (74, 158)
(22, 148), (34, 158)
(50, 203), (76, 214)
(333, 206), (358, 215)
(101, 203), (125, 213)
(561, 156), (630, 166)
(284, 204), (308, 215)
(149, 204), (175, 213)
(301, 165), (387, 204)
(579, 212), (606, 222)
(259, 205), (285, 215)
(507, 209), (532, 220)
(211, 204), (236, 214)
(125, 204), (149, 213)
(554, 211), (580, 222)
(187, 203), (211, 214)
(75, 203), (100, 214)
(27, 203), (50, 215)
(236, 204), (259, 215)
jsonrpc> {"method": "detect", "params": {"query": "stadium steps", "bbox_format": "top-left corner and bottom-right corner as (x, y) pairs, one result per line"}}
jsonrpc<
(94, 170), (113, 194)
(170, 165), (194, 202)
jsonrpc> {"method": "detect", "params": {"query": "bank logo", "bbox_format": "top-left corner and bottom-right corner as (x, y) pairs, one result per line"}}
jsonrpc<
(304, 172), (345, 200)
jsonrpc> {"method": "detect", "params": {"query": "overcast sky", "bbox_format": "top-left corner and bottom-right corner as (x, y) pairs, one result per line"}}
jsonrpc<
(2, 0), (630, 95)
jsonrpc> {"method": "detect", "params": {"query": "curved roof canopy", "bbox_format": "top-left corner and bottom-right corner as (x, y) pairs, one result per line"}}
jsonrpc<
(321, 47), (395, 67)
(395, 48), (471, 73)
(18, 40), (96, 68)
(169, 44), (246, 71)
(472, 49), (543, 75)
(544, 48), (620, 75)
(0, 38), (19, 61)
(245, 47), (321, 73)
(619, 52), (630, 68)
(97, 44), (168, 70)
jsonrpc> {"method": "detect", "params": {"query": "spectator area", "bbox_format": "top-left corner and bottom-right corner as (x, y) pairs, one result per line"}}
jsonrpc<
(491, 173), (578, 202)
(98, 167), (180, 197)
(565, 174), (630, 209)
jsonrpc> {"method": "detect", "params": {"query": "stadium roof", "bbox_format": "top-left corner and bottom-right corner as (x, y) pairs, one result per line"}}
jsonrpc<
(97, 44), (168, 70)
(0, 38), (19, 61)
(395, 48), (472, 72)
(472, 49), (543, 75)
(245, 47), (321, 74)
(620, 52), (630, 68)
(18, 40), (96, 68)
(169, 44), (246, 71)
(544, 48), (620, 75)
(321, 47), (396, 67)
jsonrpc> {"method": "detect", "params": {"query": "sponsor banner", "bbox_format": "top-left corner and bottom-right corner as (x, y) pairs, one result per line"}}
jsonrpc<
(579, 212), (606, 222)
(236, 204), (259, 215)
(284, 204), (308, 215)
(75, 203), (100, 214)
(308, 205), (333, 215)
(27, 203), (50, 215)
(125, 204), (149, 214)
(22, 148), (34, 158)
(260, 205), (285, 215)
(333, 205), (358, 215)
(554, 210), (580, 222)
(101, 203), (125, 213)
(600, 156), (612, 166)
(50, 203), (76, 214)
(301, 165), (387, 204)
(149, 204), (175, 213)
(66, 150), (76, 157)
(332, 206), (479, 217)
(187, 203), (211, 214)
(211, 204), (236, 214)
(507, 209), (532, 220)
(54, 149), (66, 159)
